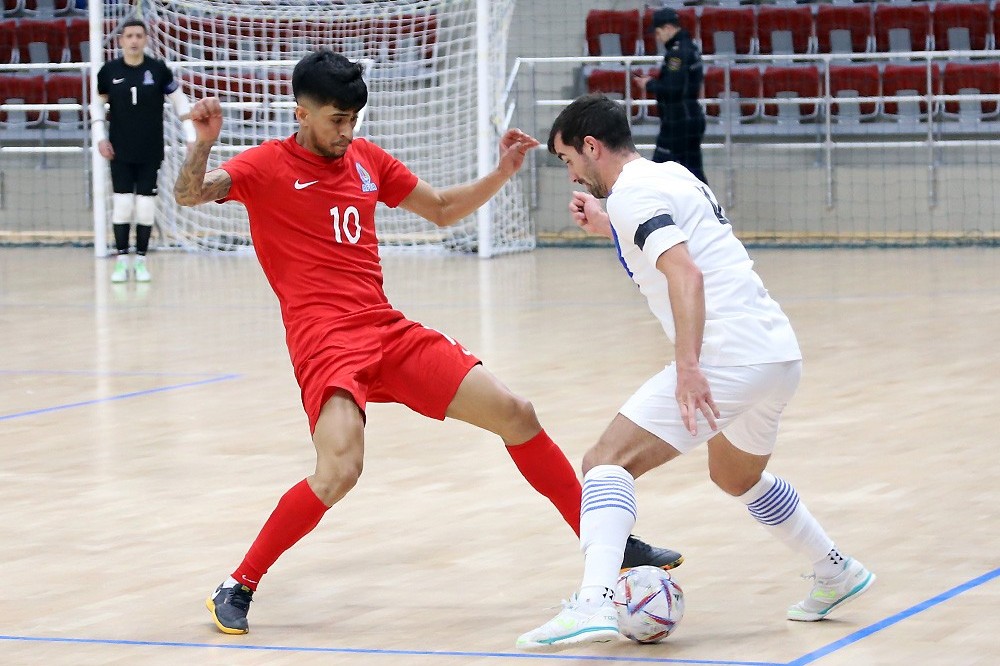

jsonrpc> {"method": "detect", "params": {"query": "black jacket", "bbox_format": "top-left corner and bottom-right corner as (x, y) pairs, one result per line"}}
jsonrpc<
(645, 29), (705, 125)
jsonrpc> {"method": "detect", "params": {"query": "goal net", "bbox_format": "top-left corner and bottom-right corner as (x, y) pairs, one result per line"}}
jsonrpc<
(139, 0), (532, 255)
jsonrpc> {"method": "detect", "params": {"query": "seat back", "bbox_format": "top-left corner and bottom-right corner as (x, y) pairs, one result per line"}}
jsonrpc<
(0, 73), (45, 127)
(874, 4), (931, 53)
(762, 65), (819, 121)
(942, 61), (1000, 119)
(585, 9), (641, 57)
(829, 63), (880, 120)
(586, 69), (643, 119)
(933, 3), (989, 52)
(704, 65), (761, 120)
(816, 5), (871, 54)
(757, 6), (812, 56)
(700, 8), (756, 56)
(19, 17), (67, 63)
(882, 63), (940, 119)
(44, 72), (84, 127)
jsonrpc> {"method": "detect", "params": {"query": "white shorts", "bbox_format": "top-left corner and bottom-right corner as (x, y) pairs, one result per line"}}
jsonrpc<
(619, 360), (802, 456)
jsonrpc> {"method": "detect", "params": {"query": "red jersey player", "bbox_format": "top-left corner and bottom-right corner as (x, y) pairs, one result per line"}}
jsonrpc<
(174, 50), (683, 635)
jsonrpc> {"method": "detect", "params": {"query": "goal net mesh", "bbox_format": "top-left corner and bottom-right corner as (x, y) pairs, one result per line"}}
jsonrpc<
(141, 0), (532, 254)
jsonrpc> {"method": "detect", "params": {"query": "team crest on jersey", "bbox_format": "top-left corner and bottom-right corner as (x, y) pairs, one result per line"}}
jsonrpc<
(143, 69), (154, 85)
(356, 162), (378, 192)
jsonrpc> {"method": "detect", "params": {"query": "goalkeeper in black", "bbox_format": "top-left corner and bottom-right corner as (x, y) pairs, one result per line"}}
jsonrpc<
(93, 18), (196, 283)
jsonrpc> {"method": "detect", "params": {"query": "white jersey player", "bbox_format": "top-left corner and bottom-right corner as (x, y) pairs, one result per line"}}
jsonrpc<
(516, 94), (875, 650)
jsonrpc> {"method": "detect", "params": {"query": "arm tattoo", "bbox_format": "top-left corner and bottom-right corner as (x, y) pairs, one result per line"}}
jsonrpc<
(174, 142), (231, 205)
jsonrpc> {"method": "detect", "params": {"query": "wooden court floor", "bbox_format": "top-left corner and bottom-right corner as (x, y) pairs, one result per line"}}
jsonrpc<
(1, 246), (997, 666)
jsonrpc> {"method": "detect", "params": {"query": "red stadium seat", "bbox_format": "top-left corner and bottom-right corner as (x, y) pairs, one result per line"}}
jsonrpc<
(874, 4), (931, 53)
(761, 65), (819, 122)
(941, 61), (1000, 121)
(0, 19), (16, 63)
(933, 2), (990, 52)
(22, 0), (73, 16)
(3, 1), (22, 18)
(704, 65), (761, 121)
(65, 16), (87, 61)
(585, 9), (641, 57)
(828, 63), (880, 120)
(756, 6), (813, 57)
(642, 7), (696, 56)
(44, 71), (84, 127)
(815, 5), (871, 55)
(586, 69), (644, 119)
(881, 63), (941, 119)
(699, 7), (755, 56)
(18, 17), (67, 63)
(0, 73), (45, 127)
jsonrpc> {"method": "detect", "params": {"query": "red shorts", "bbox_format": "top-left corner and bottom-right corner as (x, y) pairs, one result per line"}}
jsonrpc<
(295, 314), (481, 433)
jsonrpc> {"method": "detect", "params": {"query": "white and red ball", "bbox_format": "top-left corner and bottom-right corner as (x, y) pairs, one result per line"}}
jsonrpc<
(614, 566), (685, 643)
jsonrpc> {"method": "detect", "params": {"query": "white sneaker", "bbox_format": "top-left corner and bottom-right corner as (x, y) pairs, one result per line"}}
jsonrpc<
(788, 557), (875, 621)
(110, 257), (129, 283)
(516, 594), (619, 650)
(134, 257), (151, 283)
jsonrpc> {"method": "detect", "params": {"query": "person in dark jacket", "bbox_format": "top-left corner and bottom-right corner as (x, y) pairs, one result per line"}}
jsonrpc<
(634, 8), (708, 184)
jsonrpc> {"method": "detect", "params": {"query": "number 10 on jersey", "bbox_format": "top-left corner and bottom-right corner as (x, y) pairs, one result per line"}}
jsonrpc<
(330, 206), (361, 244)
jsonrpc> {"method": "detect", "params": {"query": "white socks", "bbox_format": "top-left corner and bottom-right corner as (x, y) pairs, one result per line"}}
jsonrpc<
(740, 471), (840, 576)
(578, 465), (636, 604)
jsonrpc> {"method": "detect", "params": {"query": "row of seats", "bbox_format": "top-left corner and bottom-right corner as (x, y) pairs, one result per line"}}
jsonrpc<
(587, 61), (1000, 124)
(587, 2), (995, 58)
(151, 14), (438, 66)
(0, 70), (298, 131)
(0, 14), (438, 76)
(0, 17), (92, 63)
(2, 0), (87, 19)
(0, 72), (86, 129)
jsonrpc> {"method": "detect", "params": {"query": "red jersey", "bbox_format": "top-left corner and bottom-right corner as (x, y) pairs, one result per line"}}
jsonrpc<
(219, 135), (419, 364)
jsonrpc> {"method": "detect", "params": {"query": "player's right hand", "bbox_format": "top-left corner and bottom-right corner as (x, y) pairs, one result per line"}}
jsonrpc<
(570, 191), (613, 239)
(98, 140), (114, 160)
(189, 97), (224, 143)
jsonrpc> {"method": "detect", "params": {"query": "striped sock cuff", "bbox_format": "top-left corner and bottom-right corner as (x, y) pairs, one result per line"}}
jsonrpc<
(582, 465), (637, 521)
(746, 475), (800, 526)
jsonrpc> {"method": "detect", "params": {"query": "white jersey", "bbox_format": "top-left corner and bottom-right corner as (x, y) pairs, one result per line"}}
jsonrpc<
(606, 159), (801, 367)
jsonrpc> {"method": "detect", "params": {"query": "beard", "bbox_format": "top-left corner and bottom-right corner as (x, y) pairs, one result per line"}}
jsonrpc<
(584, 179), (608, 199)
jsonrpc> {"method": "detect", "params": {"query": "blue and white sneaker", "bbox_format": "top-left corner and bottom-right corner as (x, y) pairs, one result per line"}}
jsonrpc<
(516, 592), (619, 650)
(787, 557), (875, 621)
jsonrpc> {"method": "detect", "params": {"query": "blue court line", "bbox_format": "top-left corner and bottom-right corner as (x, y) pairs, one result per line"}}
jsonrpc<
(0, 636), (776, 665)
(785, 566), (1000, 666)
(0, 373), (240, 422)
(0, 567), (997, 664)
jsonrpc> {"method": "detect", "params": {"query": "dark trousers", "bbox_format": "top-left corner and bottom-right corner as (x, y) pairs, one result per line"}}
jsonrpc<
(652, 119), (707, 185)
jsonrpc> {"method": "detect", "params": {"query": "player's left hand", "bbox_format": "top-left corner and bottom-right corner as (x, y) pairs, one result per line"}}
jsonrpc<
(632, 74), (653, 91)
(675, 366), (719, 436)
(497, 128), (539, 178)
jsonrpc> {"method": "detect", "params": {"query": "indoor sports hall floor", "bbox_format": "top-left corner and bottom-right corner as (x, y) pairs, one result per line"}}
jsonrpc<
(1, 246), (997, 666)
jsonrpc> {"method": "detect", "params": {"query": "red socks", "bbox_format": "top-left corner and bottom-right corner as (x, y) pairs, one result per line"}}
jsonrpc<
(506, 430), (582, 536)
(231, 478), (329, 590)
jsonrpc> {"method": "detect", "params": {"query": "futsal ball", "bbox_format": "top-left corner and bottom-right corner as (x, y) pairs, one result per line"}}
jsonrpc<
(614, 566), (685, 644)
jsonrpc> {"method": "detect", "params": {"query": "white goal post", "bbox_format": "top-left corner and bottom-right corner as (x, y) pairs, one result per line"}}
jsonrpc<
(90, 0), (533, 257)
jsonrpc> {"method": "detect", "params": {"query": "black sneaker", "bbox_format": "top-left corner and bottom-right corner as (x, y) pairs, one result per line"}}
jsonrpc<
(206, 582), (253, 634)
(621, 535), (684, 571)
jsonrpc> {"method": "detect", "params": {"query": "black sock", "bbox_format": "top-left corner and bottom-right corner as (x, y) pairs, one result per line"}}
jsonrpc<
(135, 224), (152, 256)
(113, 223), (130, 254)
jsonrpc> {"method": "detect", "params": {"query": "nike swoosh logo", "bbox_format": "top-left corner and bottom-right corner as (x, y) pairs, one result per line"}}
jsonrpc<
(294, 179), (319, 190)
(113, 78), (125, 84)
